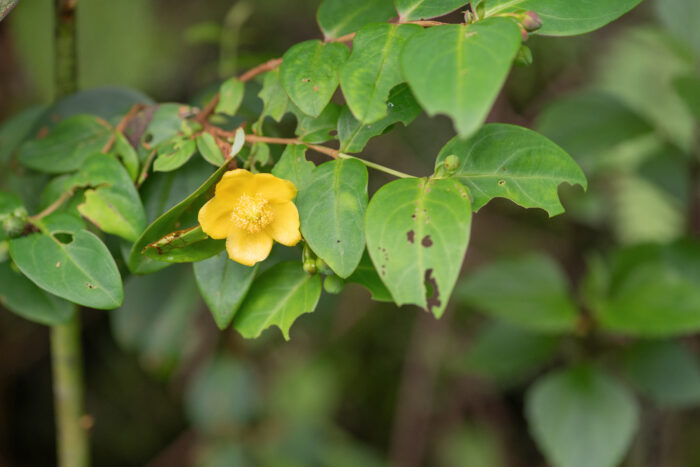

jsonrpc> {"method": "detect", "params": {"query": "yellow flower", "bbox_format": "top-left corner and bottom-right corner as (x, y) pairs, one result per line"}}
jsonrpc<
(198, 169), (301, 266)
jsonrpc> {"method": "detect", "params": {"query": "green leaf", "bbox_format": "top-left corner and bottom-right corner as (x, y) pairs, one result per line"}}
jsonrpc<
(401, 18), (521, 138)
(257, 69), (289, 124)
(233, 261), (322, 340)
(129, 161), (227, 274)
(215, 77), (245, 116)
(622, 340), (700, 409)
(18, 115), (113, 173)
(196, 132), (225, 166)
(346, 251), (392, 302)
(0, 105), (45, 164)
(485, 0), (643, 36)
(673, 74), (700, 121)
(396, 0), (466, 21)
(112, 131), (140, 181)
(73, 153), (147, 242)
(153, 137), (197, 172)
(526, 365), (638, 467)
(436, 124), (587, 216)
(317, 0), (396, 40)
(463, 321), (559, 386)
(338, 83), (421, 153)
(185, 355), (259, 435)
(457, 253), (578, 333)
(290, 102), (341, 144)
(594, 241), (700, 337)
(9, 213), (123, 309)
(0, 190), (23, 216)
(365, 177), (472, 317)
(654, 0), (700, 56)
(297, 159), (368, 278)
(340, 23), (420, 124)
(272, 144), (315, 191)
(194, 251), (258, 330)
(142, 225), (224, 263)
(536, 91), (653, 175)
(280, 40), (350, 118)
(141, 103), (190, 148)
(0, 0), (19, 21)
(0, 262), (74, 325)
(111, 264), (200, 377)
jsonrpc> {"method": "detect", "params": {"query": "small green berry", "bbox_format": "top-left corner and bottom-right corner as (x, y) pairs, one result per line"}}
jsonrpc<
(315, 257), (333, 275)
(303, 259), (318, 275)
(514, 45), (533, 67)
(443, 154), (460, 172)
(323, 275), (344, 294)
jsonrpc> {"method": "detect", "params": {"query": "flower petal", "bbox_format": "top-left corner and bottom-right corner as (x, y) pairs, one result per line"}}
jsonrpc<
(266, 201), (301, 246)
(215, 169), (255, 198)
(226, 228), (273, 266)
(198, 197), (233, 239)
(252, 173), (297, 203)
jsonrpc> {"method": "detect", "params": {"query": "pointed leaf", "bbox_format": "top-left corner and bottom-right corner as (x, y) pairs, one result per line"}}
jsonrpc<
(0, 262), (74, 325)
(143, 225), (224, 263)
(18, 115), (113, 173)
(9, 213), (123, 309)
(297, 159), (368, 278)
(401, 18), (521, 138)
(194, 251), (258, 330)
(486, 0), (644, 36)
(340, 23), (421, 124)
(196, 132), (226, 166)
(436, 124), (586, 216)
(526, 366), (638, 467)
(233, 261), (322, 340)
(317, 0), (396, 40)
(280, 40), (350, 118)
(365, 177), (472, 317)
(113, 131), (140, 181)
(258, 69), (289, 123)
(215, 77), (245, 116)
(396, 0), (466, 21)
(338, 83), (421, 153)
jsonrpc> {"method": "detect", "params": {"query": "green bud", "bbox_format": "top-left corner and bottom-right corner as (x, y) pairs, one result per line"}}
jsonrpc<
(323, 275), (344, 294)
(315, 257), (333, 276)
(514, 45), (533, 67)
(1, 207), (28, 239)
(0, 240), (9, 263)
(443, 154), (460, 172)
(303, 259), (318, 275)
(521, 11), (542, 32)
(475, 1), (486, 19)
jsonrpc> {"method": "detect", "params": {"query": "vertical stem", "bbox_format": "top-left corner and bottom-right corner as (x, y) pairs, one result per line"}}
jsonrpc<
(51, 1), (88, 466)
(50, 313), (89, 467)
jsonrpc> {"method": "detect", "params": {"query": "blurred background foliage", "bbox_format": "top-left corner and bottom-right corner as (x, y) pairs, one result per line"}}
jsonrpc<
(1, 0), (700, 466)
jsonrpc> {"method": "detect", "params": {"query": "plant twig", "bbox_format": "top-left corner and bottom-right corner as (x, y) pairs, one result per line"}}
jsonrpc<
(137, 148), (158, 187)
(29, 188), (76, 222)
(100, 103), (146, 154)
(244, 134), (416, 179)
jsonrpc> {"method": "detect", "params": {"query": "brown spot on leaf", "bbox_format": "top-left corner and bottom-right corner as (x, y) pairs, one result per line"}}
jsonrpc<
(301, 78), (311, 83)
(56, 262), (61, 268)
(421, 235), (433, 247)
(424, 269), (441, 314)
(86, 283), (96, 289)
(498, 180), (506, 186)
(37, 127), (50, 139)
(407, 230), (415, 243)
(313, 85), (320, 92)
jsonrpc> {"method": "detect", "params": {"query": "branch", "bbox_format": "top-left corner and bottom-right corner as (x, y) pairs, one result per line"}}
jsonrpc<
(100, 103), (146, 154)
(29, 188), (77, 223)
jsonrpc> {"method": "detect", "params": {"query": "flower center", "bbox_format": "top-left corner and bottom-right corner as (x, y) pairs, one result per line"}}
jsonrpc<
(230, 193), (274, 234)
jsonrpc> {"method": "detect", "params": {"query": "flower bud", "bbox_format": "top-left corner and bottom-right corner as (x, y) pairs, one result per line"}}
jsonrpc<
(1, 207), (28, 239)
(323, 275), (344, 294)
(521, 11), (542, 32)
(303, 259), (318, 275)
(315, 257), (333, 276)
(514, 45), (533, 67)
(443, 154), (460, 173)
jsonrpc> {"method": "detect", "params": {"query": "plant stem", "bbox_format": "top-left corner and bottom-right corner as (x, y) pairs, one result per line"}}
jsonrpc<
(51, 1), (90, 466)
(244, 134), (416, 179)
(51, 313), (90, 467)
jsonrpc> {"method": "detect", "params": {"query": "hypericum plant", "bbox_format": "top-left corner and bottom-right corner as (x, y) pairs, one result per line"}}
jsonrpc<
(0, 0), (645, 464)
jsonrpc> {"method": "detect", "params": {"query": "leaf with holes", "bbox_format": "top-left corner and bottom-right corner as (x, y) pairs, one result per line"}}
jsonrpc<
(153, 137), (197, 172)
(526, 365), (638, 467)
(297, 159), (368, 278)
(280, 40), (349, 118)
(233, 261), (322, 340)
(485, 0), (644, 36)
(317, 0), (396, 40)
(18, 115), (113, 173)
(340, 23), (421, 124)
(338, 83), (421, 153)
(401, 18), (521, 138)
(396, 0), (467, 21)
(0, 262), (74, 326)
(72, 153), (147, 242)
(9, 213), (123, 309)
(272, 144), (315, 191)
(194, 250), (258, 330)
(436, 124), (586, 216)
(129, 161), (228, 274)
(365, 177), (472, 317)
(456, 253), (579, 333)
